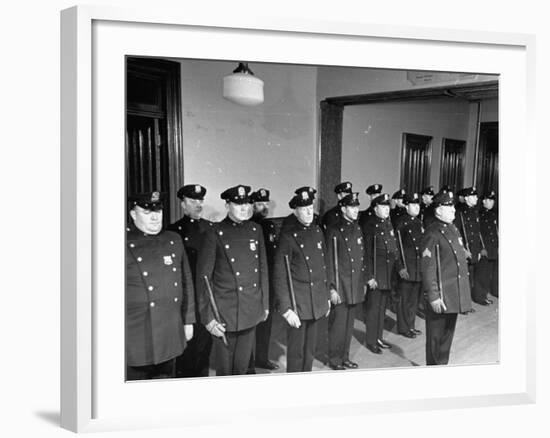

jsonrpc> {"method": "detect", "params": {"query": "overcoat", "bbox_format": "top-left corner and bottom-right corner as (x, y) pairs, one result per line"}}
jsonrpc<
(361, 215), (398, 290)
(126, 226), (195, 366)
(394, 213), (424, 281)
(479, 208), (498, 260)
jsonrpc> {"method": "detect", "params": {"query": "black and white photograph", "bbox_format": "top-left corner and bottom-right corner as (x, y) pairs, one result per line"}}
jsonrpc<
(125, 57), (499, 380)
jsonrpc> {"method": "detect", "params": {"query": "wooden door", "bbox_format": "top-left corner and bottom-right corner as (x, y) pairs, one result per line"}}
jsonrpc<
(126, 57), (183, 224)
(400, 133), (432, 194)
(476, 122), (498, 195)
(440, 138), (466, 192)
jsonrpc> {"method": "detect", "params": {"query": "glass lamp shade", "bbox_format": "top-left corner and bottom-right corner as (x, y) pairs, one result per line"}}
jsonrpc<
(223, 72), (264, 106)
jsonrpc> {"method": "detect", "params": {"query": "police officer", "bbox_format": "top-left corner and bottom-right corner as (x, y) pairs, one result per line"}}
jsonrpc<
(420, 186), (436, 228)
(390, 188), (407, 229)
(478, 190), (498, 298)
(273, 188), (331, 373)
(361, 193), (398, 354)
(248, 188), (279, 370)
(167, 184), (213, 378)
(321, 181), (353, 230)
(325, 192), (366, 370)
(454, 186), (490, 306)
(358, 183), (383, 225)
(421, 190), (472, 365)
(394, 192), (424, 338)
(281, 186), (320, 230)
(126, 192), (195, 380)
(196, 185), (269, 376)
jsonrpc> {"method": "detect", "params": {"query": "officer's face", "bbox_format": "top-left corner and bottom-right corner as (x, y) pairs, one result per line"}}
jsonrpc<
(406, 203), (420, 217)
(295, 205), (314, 226)
(130, 206), (163, 235)
(253, 201), (270, 218)
(465, 195), (478, 207)
(341, 205), (359, 221)
(181, 197), (203, 219)
(227, 202), (249, 223)
(482, 198), (495, 210)
(374, 204), (390, 219)
(435, 205), (455, 224)
(422, 194), (433, 205)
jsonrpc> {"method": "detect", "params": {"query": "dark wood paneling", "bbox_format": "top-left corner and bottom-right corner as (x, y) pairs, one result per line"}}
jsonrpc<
(440, 138), (466, 192)
(400, 133), (432, 194)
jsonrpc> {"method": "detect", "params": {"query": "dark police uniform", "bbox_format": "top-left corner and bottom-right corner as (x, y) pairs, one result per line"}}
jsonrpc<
(394, 193), (424, 337)
(361, 193), (398, 352)
(321, 181), (353, 231)
(358, 183), (382, 225)
(196, 186), (269, 376)
(167, 184), (213, 377)
(325, 193), (366, 369)
(249, 188), (279, 369)
(421, 191), (472, 365)
(126, 194), (196, 380)
(420, 186), (436, 228)
(479, 191), (498, 297)
(273, 191), (331, 373)
(390, 188), (407, 229)
(454, 187), (487, 305)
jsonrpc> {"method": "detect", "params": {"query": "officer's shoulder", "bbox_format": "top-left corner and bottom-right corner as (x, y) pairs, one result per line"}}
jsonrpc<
(161, 229), (184, 244)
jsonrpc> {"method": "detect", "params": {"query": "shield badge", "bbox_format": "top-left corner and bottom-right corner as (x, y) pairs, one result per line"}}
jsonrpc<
(357, 237), (362, 244)
(250, 241), (257, 251)
(317, 241), (322, 250)
(390, 230), (394, 236)
(163, 255), (173, 265)
(269, 234), (275, 242)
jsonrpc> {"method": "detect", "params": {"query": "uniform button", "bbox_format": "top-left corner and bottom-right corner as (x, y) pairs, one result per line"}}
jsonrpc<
(174, 297), (179, 302)
(172, 267), (177, 272)
(293, 233), (297, 237)
(130, 243), (135, 248)
(231, 258), (235, 262)
(148, 286), (154, 291)
(310, 282), (314, 286)
(352, 269), (355, 273)
(178, 226), (182, 230)
(239, 286), (243, 291)
(254, 283), (257, 287)
(306, 256), (309, 260)
(345, 238), (348, 241)
(218, 231), (223, 236)
(236, 272), (240, 276)
(143, 271), (148, 276)
(457, 263), (460, 267)
(458, 275), (461, 279)
(150, 302), (155, 307)
(351, 258), (354, 262)
(309, 269), (313, 273)
(184, 237), (189, 241)
(172, 253), (176, 257)
(381, 232), (384, 235)
(300, 244), (304, 248)
(225, 244), (230, 249)
(253, 227), (256, 231)
(137, 257), (142, 262)
(255, 255), (258, 258)
(170, 241), (174, 245)
(254, 268), (258, 273)
(174, 282), (178, 286)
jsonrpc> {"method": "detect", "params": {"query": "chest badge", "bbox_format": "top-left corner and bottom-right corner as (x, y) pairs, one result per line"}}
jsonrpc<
(163, 255), (173, 265)
(250, 241), (257, 251)
(390, 230), (394, 236)
(317, 241), (322, 250)
(357, 237), (362, 245)
(269, 234), (275, 243)
(422, 248), (432, 258)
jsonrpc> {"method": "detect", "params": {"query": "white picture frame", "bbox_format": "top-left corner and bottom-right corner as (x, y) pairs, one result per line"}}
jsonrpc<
(60, 5), (536, 433)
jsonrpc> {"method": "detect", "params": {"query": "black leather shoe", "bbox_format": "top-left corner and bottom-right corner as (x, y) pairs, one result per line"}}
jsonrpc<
(329, 364), (346, 370)
(485, 298), (493, 305)
(342, 360), (358, 369)
(377, 339), (392, 349)
(411, 328), (422, 335)
(366, 344), (383, 354)
(256, 360), (279, 370)
(400, 331), (416, 338)
(477, 300), (490, 306)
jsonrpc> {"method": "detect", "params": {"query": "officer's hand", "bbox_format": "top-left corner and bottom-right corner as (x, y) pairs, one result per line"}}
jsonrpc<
(398, 268), (410, 280)
(330, 289), (342, 305)
(184, 324), (194, 341)
(480, 249), (488, 258)
(367, 278), (378, 289)
(465, 250), (472, 259)
(283, 309), (301, 328)
(263, 309), (269, 321)
(429, 298), (447, 314)
(206, 319), (226, 337)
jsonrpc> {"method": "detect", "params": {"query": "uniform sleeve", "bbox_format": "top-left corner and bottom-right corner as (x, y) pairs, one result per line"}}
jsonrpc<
(257, 227), (269, 312)
(393, 222), (405, 272)
(180, 242), (196, 325)
(362, 224), (375, 281)
(420, 231), (441, 303)
(273, 233), (293, 313)
(196, 227), (216, 324)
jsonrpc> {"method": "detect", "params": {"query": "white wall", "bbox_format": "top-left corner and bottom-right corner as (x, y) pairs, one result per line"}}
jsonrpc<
(341, 99), (472, 203)
(179, 60), (318, 220)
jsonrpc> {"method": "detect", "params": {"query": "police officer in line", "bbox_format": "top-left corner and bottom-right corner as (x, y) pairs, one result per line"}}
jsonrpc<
(324, 192), (366, 370)
(273, 188), (331, 373)
(167, 184), (213, 378)
(421, 190), (472, 365)
(321, 181), (354, 230)
(454, 186), (491, 306)
(126, 192), (195, 380)
(196, 185), (269, 376)
(248, 188), (280, 371)
(478, 190), (499, 298)
(358, 183), (383, 225)
(390, 188), (407, 229)
(361, 193), (398, 354)
(420, 185), (436, 227)
(394, 192), (424, 338)
(281, 186), (320, 230)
